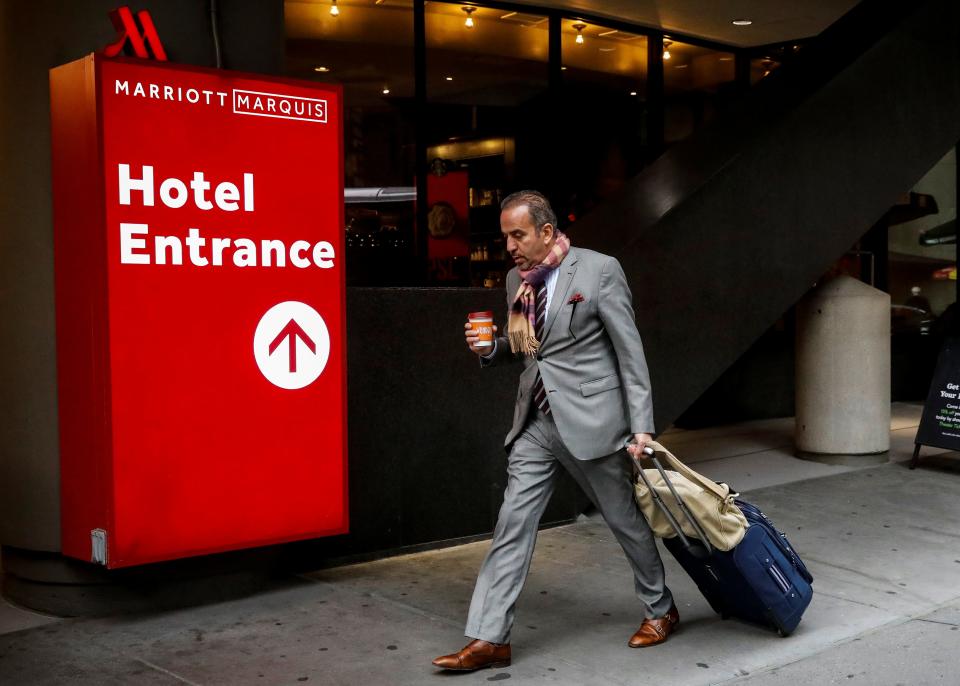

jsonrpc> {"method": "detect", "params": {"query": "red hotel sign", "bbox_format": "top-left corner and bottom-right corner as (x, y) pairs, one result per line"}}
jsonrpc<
(50, 55), (347, 568)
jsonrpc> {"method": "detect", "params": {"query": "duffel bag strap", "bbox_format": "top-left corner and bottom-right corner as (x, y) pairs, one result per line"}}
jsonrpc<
(647, 440), (730, 501)
(634, 457), (695, 550)
(643, 448), (715, 557)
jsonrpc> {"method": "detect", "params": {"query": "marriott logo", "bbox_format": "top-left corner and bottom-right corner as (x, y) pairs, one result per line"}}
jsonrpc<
(112, 79), (328, 124)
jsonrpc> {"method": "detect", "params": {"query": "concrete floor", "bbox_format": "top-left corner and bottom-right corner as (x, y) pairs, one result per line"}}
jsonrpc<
(2, 402), (959, 685)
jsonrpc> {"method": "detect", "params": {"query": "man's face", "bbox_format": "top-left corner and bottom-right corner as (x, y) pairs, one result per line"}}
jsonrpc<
(501, 204), (553, 271)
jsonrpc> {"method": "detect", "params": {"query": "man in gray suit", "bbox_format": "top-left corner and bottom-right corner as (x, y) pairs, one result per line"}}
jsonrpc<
(432, 191), (678, 672)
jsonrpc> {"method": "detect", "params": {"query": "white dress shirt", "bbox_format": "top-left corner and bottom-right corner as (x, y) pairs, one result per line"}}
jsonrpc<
(542, 266), (560, 324)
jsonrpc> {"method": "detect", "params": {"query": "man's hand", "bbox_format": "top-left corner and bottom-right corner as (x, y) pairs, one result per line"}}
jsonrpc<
(464, 322), (498, 356)
(626, 432), (654, 459)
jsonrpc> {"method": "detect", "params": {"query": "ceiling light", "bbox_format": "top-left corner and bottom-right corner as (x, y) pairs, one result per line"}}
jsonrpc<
(560, 66), (567, 71)
(663, 39), (672, 60)
(382, 87), (390, 94)
(330, 0), (339, 17)
(445, 76), (454, 81)
(573, 23), (586, 45)
(629, 91), (637, 96)
(462, 6), (476, 28)
(718, 56), (733, 62)
(314, 66), (330, 73)
(732, 19), (752, 26)
(674, 64), (688, 69)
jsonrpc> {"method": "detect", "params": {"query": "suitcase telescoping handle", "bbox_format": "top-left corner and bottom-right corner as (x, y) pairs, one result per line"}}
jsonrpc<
(633, 445), (715, 557)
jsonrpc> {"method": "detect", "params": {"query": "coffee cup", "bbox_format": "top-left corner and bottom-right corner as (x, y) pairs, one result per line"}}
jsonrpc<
(468, 311), (494, 347)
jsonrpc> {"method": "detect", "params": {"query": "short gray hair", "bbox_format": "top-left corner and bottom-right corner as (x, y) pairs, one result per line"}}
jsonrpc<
(501, 190), (557, 235)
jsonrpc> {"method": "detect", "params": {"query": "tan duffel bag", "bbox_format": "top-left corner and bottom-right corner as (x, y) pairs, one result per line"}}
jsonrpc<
(632, 440), (747, 551)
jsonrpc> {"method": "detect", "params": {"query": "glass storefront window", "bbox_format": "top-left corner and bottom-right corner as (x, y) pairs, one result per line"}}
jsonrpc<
(560, 20), (647, 96)
(426, 5), (549, 106)
(424, 3), (549, 286)
(751, 43), (804, 84)
(889, 150), (956, 402)
(889, 150), (956, 317)
(283, 1), (752, 287)
(285, 0), (417, 285)
(751, 56), (781, 84)
(663, 40), (735, 144)
(559, 20), (648, 219)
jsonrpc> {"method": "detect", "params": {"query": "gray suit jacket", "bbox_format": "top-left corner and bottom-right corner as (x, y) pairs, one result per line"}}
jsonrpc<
(482, 246), (655, 460)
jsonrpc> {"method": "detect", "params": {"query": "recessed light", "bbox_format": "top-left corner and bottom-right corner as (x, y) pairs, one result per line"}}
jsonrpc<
(732, 19), (753, 26)
(560, 66), (567, 70)
(382, 88), (391, 94)
(629, 91), (637, 96)
(445, 76), (454, 81)
(314, 66), (331, 72)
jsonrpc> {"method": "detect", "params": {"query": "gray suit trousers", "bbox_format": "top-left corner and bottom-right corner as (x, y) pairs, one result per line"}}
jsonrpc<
(464, 409), (674, 644)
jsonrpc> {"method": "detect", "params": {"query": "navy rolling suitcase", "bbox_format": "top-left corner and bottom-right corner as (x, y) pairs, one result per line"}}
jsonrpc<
(635, 447), (814, 636)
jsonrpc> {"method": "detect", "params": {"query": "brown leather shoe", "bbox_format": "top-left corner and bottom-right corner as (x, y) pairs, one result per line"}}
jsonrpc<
(628, 605), (680, 648)
(432, 639), (512, 671)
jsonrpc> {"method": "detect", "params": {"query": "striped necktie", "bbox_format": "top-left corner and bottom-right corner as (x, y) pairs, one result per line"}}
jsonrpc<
(532, 283), (550, 414)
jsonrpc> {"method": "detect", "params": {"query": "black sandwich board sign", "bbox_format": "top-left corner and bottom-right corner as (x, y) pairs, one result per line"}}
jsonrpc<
(913, 336), (960, 468)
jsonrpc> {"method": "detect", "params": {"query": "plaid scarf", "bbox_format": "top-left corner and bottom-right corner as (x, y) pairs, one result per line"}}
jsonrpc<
(508, 232), (571, 356)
